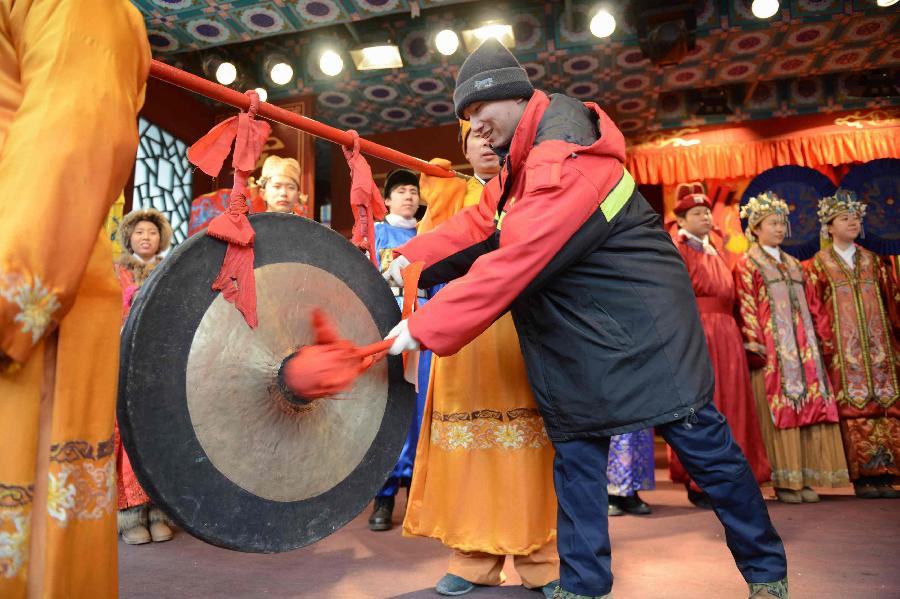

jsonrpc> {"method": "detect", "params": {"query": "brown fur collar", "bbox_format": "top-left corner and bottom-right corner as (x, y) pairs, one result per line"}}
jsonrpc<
(117, 253), (163, 286)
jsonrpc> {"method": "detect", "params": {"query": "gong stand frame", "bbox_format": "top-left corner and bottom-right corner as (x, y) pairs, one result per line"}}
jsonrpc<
(149, 60), (458, 179)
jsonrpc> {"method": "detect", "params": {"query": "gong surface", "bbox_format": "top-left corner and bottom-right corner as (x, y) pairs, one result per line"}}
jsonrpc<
(118, 213), (414, 553)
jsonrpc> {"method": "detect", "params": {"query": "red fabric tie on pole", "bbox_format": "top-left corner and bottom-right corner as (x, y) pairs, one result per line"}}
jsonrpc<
(341, 130), (387, 268)
(187, 90), (271, 328)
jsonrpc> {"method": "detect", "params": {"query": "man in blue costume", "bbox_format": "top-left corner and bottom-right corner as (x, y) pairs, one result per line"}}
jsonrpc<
(369, 169), (432, 531)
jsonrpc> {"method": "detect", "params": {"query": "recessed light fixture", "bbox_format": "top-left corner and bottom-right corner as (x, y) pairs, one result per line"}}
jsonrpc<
(461, 22), (515, 52)
(319, 50), (344, 76)
(350, 44), (403, 70)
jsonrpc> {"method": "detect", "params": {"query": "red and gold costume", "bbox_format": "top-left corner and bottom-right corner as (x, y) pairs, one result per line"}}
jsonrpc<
(805, 193), (900, 483)
(669, 224), (771, 486)
(735, 193), (848, 491)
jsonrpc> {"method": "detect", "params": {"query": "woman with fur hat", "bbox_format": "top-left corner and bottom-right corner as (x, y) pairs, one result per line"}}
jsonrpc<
(734, 192), (849, 504)
(806, 190), (900, 499)
(114, 208), (174, 544)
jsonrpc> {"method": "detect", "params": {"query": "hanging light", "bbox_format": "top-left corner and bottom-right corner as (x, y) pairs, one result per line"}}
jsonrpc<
(751, 0), (779, 19)
(215, 62), (237, 85)
(590, 10), (616, 38)
(876, 0), (897, 6)
(319, 50), (343, 76)
(435, 29), (460, 56)
(203, 56), (238, 85)
(264, 55), (294, 86)
(254, 87), (268, 103)
(350, 44), (404, 70)
(461, 22), (515, 52)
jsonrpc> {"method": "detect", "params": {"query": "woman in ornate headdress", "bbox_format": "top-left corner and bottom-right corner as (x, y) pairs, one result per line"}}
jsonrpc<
(734, 192), (849, 503)
(806, 190), (899, 499)
(114, 208), (175, 543)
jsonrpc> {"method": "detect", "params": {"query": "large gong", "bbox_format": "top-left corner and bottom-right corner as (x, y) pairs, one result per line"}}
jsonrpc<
(118, 213), (415, 553)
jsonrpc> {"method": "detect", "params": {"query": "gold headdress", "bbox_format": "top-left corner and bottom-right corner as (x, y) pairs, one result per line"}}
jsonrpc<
(739, 191), (790, 241)
(817, 188), (866, 245)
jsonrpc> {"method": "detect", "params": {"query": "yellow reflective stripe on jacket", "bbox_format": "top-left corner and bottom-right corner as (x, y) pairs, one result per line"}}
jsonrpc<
(600, 169), (635, 223)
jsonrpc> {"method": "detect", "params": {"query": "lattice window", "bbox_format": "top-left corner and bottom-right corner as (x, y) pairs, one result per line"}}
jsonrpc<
(132, 118), (193, 246)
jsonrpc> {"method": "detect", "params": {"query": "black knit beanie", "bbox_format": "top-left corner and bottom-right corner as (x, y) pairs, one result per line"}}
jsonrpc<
(453, 38), (534, 119)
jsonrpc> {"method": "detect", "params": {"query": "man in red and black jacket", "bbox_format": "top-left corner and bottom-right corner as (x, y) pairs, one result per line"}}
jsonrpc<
(384, 39), (787, 599)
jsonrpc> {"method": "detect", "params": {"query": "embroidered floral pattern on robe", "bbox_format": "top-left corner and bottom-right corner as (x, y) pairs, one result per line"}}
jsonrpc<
(431, 408), (551, 451)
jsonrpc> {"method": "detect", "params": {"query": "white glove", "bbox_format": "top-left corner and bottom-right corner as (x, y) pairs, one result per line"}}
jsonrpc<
(386, 319), (420, 355)
(382, 255), (410, 286)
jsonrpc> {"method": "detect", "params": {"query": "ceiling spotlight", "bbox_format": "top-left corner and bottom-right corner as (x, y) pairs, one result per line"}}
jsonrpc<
(461, 22), (515, 52)
(590, 10), (616, 38)
(845, 70), (900, 98)
(435, 29), (460, 55)
(254, 87), (268, 103)
(751, 0), (779, 19)
(876, 0), (898, 6)
(694, 87), (733, 116)
(203, 55), (239, 85)
(265, 55), (294, 86)
(350, 44), (403, 70)
(215, 62), (237, 85)
(626, 2), (697, 66)
(319, 50), (343, 77)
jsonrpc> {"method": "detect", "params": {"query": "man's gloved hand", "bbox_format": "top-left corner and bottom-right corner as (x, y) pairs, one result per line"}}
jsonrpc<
(382, 255), (410, 286)
(386, 319), (420, 355)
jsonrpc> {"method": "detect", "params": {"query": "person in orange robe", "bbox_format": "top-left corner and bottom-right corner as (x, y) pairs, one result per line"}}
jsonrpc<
(734, 192), (849, 504)
(668, 184), (771, 509)
(0, 1), (150, 596)
(806, 190), (900, 499)
(113, 209), (175, 544)
(403, 121), (559, 598)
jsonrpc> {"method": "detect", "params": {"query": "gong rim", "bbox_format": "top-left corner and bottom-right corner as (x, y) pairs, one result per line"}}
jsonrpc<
(118, 213), (414, 553)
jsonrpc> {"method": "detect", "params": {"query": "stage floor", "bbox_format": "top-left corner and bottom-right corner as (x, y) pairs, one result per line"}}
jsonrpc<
(120, 472), (899, 598)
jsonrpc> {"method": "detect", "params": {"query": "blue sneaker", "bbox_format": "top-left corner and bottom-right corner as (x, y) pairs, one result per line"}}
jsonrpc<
(435, 573), (476, 596)
(540, 579), (560, 598)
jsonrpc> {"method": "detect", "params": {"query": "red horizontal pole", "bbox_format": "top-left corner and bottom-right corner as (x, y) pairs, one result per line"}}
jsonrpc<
(149, 60), (457, 179)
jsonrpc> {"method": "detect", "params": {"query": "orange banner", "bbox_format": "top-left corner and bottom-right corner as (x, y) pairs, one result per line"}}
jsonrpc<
(627, 108), (899, 186)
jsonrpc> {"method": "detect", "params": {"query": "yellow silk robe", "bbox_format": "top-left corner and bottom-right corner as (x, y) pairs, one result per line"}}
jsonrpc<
(0, 2), (149, 596)
(403, 160), (557, 555)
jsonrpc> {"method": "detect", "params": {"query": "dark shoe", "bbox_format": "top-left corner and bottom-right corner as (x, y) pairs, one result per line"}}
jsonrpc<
(620, 492), (651, 515)
(552, 588), (610, 598)
(686, 485), (713, 510)
(607, 497), (624, 516)
(748, 577), (788, 598)
(368, 496), (394, 531)
(435, 573), (475, 596)
(853, 479), (880, 499)
(539, 579), (560, 598)
(875, 476), (899, 498)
